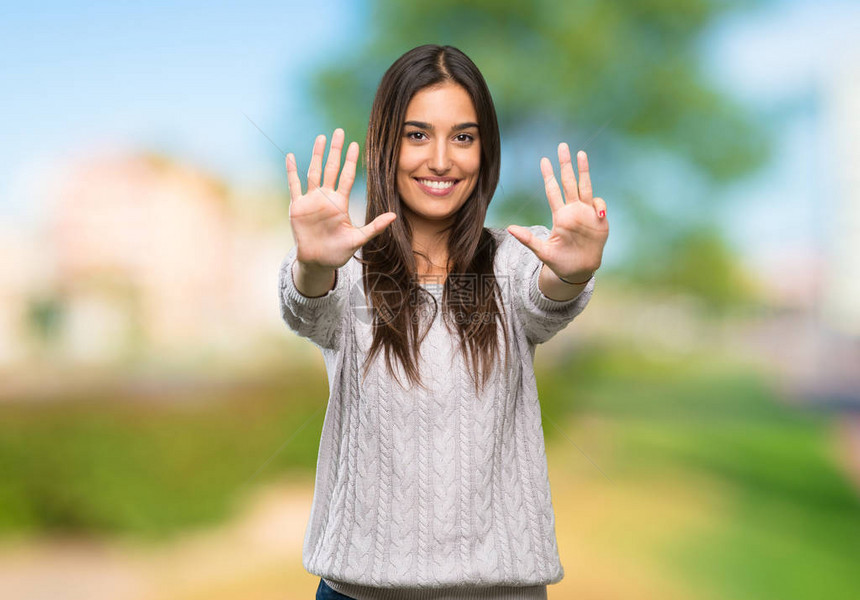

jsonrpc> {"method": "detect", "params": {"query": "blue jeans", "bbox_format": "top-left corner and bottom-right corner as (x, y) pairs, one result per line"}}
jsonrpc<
(316, 578), (357, 600)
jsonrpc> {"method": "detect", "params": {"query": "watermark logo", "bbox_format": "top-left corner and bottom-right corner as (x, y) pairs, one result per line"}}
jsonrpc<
(349, 272), (404, 326)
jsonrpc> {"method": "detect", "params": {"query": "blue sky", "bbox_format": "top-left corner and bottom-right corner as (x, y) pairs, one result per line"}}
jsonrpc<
(1, 0), (858, 272)
(0, 0), (364, 219)
(699, 0), (859, 268)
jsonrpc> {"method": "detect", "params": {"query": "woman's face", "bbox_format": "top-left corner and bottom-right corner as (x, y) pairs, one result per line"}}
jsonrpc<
(396, 82), (481, 229)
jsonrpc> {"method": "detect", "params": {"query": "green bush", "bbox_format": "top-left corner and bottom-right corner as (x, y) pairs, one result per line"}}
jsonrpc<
(0, 362), (328, 541)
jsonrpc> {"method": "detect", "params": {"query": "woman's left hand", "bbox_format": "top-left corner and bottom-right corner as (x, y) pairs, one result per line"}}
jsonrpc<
(507, 144), (609, 281)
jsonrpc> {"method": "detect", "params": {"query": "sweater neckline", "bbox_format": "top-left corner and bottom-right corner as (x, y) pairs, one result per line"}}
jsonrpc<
(420, 284), (443, 298)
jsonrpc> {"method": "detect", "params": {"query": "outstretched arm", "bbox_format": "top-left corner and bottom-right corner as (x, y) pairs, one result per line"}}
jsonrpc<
(279, 128), (396, 348)
(508, 224), (596, 346)
(285, 128), (396, 296)
(507, 144), (609, 302)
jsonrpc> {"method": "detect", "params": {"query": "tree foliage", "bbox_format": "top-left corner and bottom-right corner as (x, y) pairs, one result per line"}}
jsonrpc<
(306, 0), (774, 308)
(312, 0), (770, 181)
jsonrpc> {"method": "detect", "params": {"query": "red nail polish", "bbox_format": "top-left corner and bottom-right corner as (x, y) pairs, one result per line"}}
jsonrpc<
(599, 210), (605, 218)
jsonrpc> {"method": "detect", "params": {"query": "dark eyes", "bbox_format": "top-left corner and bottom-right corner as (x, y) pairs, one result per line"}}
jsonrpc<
(405, 131), (475, 143)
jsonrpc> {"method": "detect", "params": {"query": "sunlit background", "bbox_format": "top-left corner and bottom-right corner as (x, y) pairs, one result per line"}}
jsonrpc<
(1, 1), (859, 598)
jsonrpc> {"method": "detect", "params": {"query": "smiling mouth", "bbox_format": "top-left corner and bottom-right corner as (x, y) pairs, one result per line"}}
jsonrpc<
(415, 178), (459, 190)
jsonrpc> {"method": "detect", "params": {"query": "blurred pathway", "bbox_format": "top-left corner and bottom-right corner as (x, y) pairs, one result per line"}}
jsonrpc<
(0, 419), (725, 600)
(0, 479), (315, 600)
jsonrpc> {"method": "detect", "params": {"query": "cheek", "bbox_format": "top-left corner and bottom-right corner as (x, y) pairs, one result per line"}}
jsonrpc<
(396, 153), (413, 193)
(395, 172), (410, 199)
(464, 149), (481, 176)
(397, 147), (421, 174)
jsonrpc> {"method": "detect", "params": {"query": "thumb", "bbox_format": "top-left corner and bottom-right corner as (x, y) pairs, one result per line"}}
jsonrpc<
(357, 212), (397, 244)
(506, 224), (544, 257)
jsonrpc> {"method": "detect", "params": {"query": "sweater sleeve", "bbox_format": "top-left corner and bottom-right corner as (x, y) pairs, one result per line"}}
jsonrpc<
(509, 225), (595, 346)
(278, 244), (350, 350)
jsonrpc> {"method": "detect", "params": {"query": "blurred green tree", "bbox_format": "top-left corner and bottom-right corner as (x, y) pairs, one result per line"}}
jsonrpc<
(632, 224), (764, 313)
(26, 293), (64, 349)
(306, 0), (773, 309)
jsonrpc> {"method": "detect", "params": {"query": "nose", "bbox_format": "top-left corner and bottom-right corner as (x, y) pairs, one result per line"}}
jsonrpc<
(428, 138), (452, 173)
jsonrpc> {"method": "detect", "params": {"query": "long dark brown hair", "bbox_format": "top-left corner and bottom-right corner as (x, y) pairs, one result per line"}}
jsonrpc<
(359, 44), (509, 394)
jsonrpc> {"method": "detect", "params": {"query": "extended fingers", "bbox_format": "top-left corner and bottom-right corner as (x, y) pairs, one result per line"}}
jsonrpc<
(307, 134), (326, 191)
(577, 150), (593, 205)
(322, 128), (345, 189)
(558, 143), (580, 204)
(540, 157), (565, 213)
(337, 141), (360, 198)
(285, 153), (302, 203)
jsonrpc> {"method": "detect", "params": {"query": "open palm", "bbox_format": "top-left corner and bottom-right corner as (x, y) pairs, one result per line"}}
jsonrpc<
(508, 144), (609, 280)
(285, 128), (396, 270)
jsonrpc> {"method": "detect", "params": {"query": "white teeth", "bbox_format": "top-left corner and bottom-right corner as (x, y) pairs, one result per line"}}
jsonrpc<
(418, 179), (455, 190)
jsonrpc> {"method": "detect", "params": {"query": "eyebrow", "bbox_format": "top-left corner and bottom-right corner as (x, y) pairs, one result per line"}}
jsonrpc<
(403, 120), (479, 131)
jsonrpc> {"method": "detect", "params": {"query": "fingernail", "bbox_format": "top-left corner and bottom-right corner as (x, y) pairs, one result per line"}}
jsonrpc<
(599, 209), (605, 218)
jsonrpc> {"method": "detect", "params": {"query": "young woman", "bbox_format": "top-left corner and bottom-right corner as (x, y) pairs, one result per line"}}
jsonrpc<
(281, 44), (609, 600)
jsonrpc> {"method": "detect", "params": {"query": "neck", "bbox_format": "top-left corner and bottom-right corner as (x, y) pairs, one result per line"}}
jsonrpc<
(407, 216), (451, 279)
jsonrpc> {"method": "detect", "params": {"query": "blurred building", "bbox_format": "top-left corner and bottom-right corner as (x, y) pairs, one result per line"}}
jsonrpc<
(821, 48), (860, 337)
(773, 45), (860, 407)
(0, 225), (56, 364)
(0, 150), (295, 369)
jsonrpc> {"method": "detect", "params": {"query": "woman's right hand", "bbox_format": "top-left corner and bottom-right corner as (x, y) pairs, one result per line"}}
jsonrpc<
(286, 128), (396, 271)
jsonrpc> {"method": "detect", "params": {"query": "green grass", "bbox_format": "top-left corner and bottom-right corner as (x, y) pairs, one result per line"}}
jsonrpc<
(0, 355), (329, 542)
(537, 343), (860, 599)
(2, 342), (859, 598)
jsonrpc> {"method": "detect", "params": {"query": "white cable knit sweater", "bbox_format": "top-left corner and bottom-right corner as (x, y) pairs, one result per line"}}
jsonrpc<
(279, 225), (595, 600)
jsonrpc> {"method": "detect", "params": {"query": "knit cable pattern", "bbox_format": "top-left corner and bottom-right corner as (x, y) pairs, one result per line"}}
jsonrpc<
(279, 226), (593, 593)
